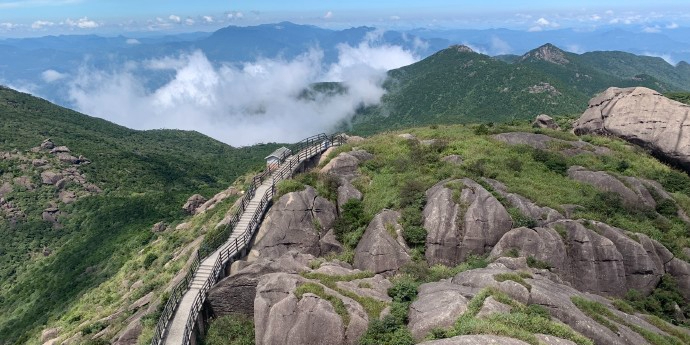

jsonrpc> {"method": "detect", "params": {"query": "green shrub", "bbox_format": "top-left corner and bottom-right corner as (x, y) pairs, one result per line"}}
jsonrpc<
(655, 198), (677, 217)
(274, 179), (305, 200)
(616, 160), (631, 172)
(204, 314), (255, 345)
(143, 253), (158, 269)
(526, 256), (551, 270)
(334, 199), (368, 246)
(388, 276), (419, 303)
(531, 149), (568, 175)
(508, 207), (537, 228)
(402, 225), (427, 247)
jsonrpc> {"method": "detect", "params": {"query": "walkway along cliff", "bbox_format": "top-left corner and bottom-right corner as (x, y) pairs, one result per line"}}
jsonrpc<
(151, 133), (344, 345)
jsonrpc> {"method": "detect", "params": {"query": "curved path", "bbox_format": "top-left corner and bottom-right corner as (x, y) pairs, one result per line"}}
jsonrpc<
(161, 136), (339, 345)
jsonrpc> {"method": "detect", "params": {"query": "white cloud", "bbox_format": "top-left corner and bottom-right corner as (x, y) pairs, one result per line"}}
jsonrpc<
(41, 69), (67, 83)
(536, 17), (551, 26)
(65, 17), (99, 28)
(643, 26), (661, 33)
(565, 44), (584, 54)
(590, 14), (601, 21)
(203, 16), (213, 23)
(0, 22), (18, 29)
(642, 52), (675, 65)
(126, 38), (140, 45)
(66, 40), (419, 146)
(490, 36), (511, 55)
(667, 22), (679, 29)
(169, 15), (181, 23)
(324, 11), (333, 19)
(31, 20), (54, 29)
(185, 18), (194, 26)
(530, 17), (559, 31)
(390, 15), (401, 21)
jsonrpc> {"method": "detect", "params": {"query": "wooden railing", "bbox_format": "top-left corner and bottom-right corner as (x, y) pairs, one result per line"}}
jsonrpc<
(151, 133), (344, 345)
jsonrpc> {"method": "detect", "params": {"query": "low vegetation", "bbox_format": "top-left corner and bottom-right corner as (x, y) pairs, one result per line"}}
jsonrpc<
(203, 314), (255, 345)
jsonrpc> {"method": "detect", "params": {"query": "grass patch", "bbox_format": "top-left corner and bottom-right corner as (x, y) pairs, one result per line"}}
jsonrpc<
(295, 282), (350, 326)
(526, 256), (552, 270)
(300, 271), (387, 320)
(203, 314), (255, 345)
(494, 272), (533, 291)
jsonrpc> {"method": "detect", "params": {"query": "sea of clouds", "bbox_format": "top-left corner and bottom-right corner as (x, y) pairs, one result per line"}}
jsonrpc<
(63, 35), (418, 146)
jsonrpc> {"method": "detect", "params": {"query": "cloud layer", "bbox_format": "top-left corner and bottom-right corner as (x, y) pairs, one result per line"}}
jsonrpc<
(66, 39), (418, 146)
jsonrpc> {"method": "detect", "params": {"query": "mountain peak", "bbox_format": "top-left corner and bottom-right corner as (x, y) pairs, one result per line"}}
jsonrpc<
(520, 43), (570, 65)
(448, 44), (475, 54)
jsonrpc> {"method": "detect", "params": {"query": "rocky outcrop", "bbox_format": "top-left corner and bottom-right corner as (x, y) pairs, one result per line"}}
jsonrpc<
(574, 87), (690, 172)
(419, 335), (531, 345)
(41, 328), (61, 343)
(451, 262), (676, 345)
(182, 194), (207, 214)
(424, 179), (512, 266)
(208, 252), (313, 317)
(408, 282), (469, 341)
(254, 272), (368, 345)
(353, 210), (411, 276)
(441, 155), (463, 165)
(484, 179), (563, 226)
(568, 166), (654, 209)
(337, 181), (362, 210)
(492, 132), (610, 156)
(41, 171), (64, 185)
(532, 114), (560, 130)
(253, 187), (338, 259)
(320, 150), (373, 183)
(195, 186), (239, 214)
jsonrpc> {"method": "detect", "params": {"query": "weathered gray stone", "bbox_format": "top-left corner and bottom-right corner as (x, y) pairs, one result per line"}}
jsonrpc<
(151, 222), (167, 233)
(441, 155), (463, 165)
(320, 152), (361, 182)
(424, 179), (512, 266)
(568, 166), (648, 209)
(484, 178), (563, 226)
(208, 252), (312, 317)
(0, 182), (12, 198)
(337, 181), (362, 210)
(476, 296), (511, 318)
(490, 227), (567, 272)
(574, 87), (690, 172)
(254, 187), (337, 259)
(41, 328), (61, 342)
(353, 210), (411, 276)
(398, 133), (416, 140)
(182, 194), (207, 214)
(666, 258), (690, 300)
(409, 282), (469, 341)
(418, 335), (531, 345)
(41, 171), (63, 185)
(533, 114), (560, 130)
(535, 334), (578, 345)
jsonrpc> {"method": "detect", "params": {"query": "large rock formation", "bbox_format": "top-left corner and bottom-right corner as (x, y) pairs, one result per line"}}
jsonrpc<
(353, 210), (411, 276)
(254, 272), (369, 345)
(253, 187), (338, 259)
(408, 282), (469, 341)
(424, 179), (512, 266)
(574, 87), (690, 171)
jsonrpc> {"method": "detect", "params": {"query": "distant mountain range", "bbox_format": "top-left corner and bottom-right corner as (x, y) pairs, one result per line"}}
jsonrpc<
(1, 22), (689, 109)
(349, 43), (689, 134)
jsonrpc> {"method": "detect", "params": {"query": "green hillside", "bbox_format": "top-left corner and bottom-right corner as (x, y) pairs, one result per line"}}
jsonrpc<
(0, 86), (281, 344)
(348, 44), (678, 135)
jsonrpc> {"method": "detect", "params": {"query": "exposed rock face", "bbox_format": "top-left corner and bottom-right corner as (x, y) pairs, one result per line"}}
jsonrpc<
(41, 328), (61, 342)
(254, 272), (368, 345)
(337, 181), (362, 210)
(208, 252), (313, 317)
(484, 179), (563, 226)
(567, 166), (652, 209)
(0, 182), (12, 198)
(50, 146), (70, 154)
(353, 210), (411, 276)
(424, 179), (512, 266)
(151, 222), (167, 232)
(476, 296), (512, 318)
(419, 335), (531, 345)
(182, 194), (207, 214)
(195, 187), (239, 214)
(40, 139), (55, 150)
(492, 132), (610, 156)
(574, 86), (690, 171)
(441, 155), (463, 165)
(254, 187), (338, 259)
(408, 282), (469, 341)
(41, 171), (64, 185)
(320, 149), (372, 187)
(532, 114), (560, 130)
(451, 263), (673, 345)
(398, 133), (416, 140)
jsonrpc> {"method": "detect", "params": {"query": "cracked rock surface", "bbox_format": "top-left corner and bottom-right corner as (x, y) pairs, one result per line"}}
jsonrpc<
(353, 210), (411, 276)
(253, 186), (338, 259)
(574, 86), (690, 172)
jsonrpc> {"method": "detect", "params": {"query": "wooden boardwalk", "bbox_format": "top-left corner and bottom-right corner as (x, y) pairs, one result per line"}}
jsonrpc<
(157, 134), (341, 345)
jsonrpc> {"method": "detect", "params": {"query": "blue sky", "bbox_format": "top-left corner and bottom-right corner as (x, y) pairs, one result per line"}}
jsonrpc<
(1, 0), (689, 37)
